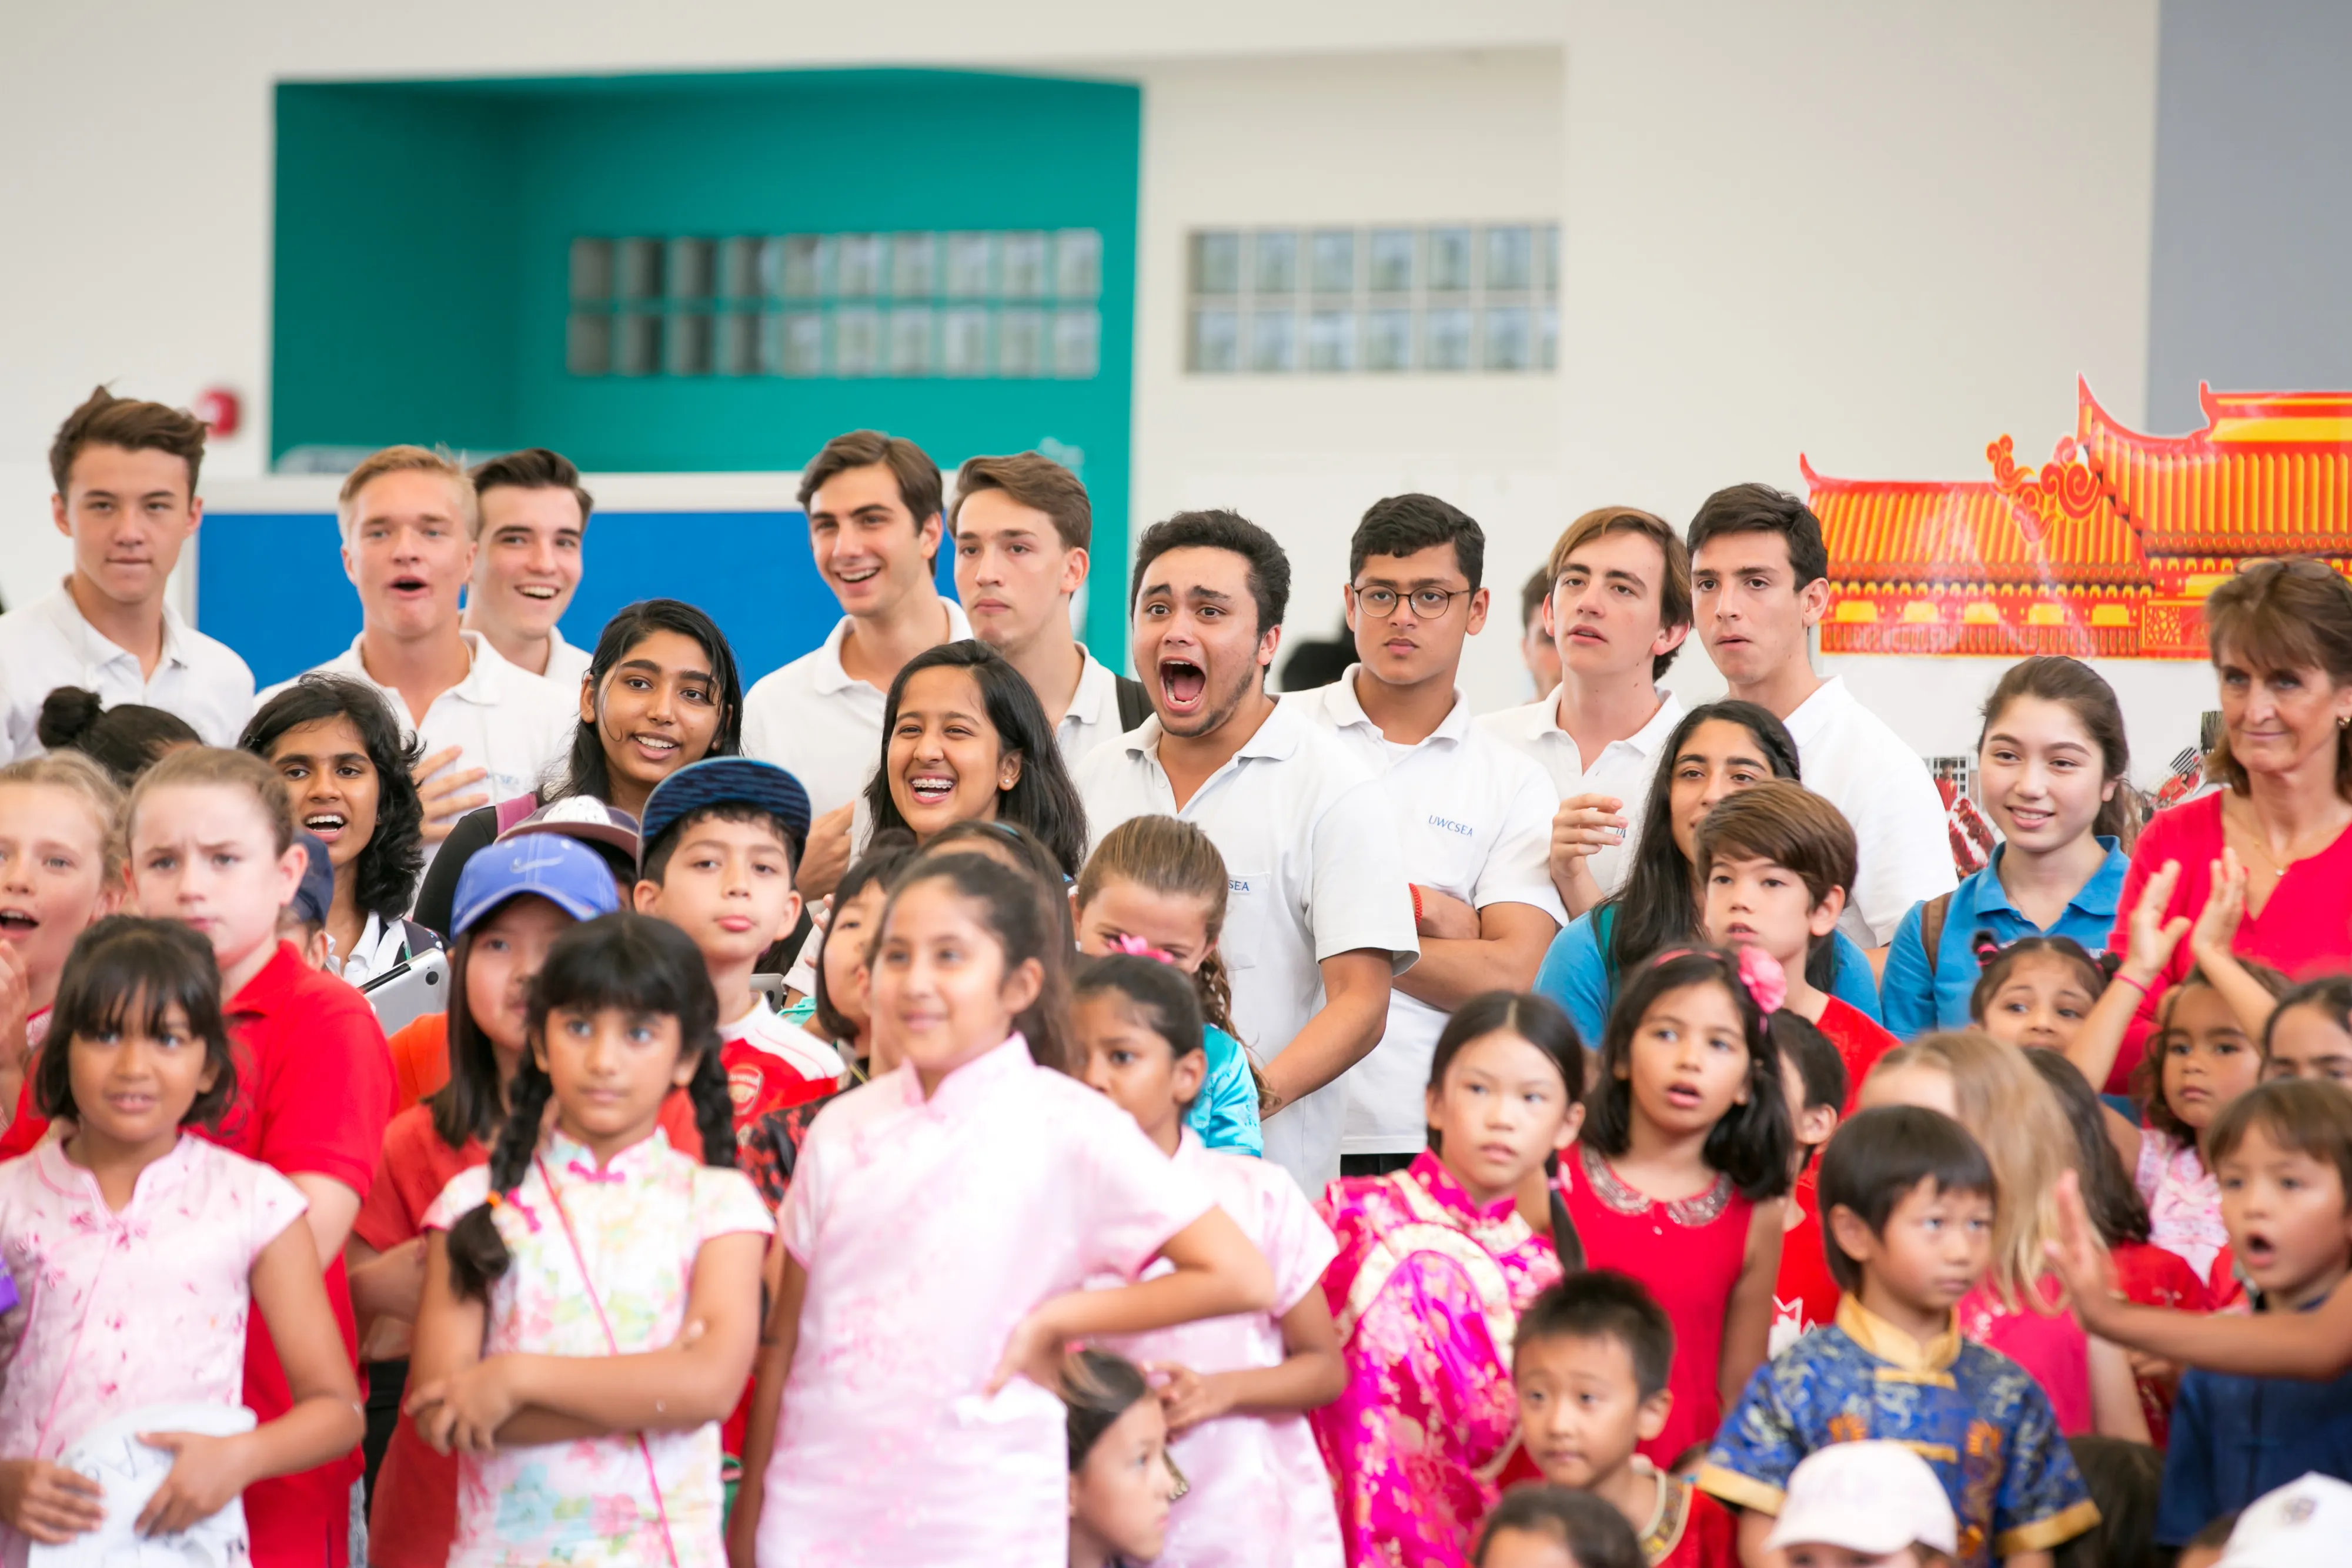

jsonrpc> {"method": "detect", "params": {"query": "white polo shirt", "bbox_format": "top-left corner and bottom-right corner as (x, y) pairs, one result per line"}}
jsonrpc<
(544, 628), (595, 693)
(1476, 685), (1685, 897)
(740, 599), (974, 821)
(1295, 670), (1566, 1156)
(0, 581), (255, 763)
(1057, 649), (1133, 768)
(1073, 697), (1420, 1192)
(1782, 675), (1956, 949)
(260, 630), (577, 809)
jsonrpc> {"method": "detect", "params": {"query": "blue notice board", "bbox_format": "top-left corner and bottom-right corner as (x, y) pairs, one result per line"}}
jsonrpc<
(195, 504), (957, 690)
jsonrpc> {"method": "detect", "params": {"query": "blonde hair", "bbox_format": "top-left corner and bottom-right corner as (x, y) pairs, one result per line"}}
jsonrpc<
(337, 444), (479, 544)
(1872, 1031), (2075, 1313)
(0, 751), (126, 885)
(1074, 815), (1237, 1039)
(127, 747), (295, 857)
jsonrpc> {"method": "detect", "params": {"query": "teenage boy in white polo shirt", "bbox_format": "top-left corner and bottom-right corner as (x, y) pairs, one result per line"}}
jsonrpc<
(1687, 482), (1953, 950)
(1292, 494), (1565, 1176)
(262, 446), (576, 844)
(951, 452), (1142, 765)
(741, 429), (971, 896)
(0, 387), (254, 761)
(463, 447), (595, 690)
(1074, 509), (1418, 1192)
(1479, 506), (1692, 917)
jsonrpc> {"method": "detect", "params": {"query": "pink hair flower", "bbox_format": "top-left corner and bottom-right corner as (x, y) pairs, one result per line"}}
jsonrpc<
(1735, 944), (1787, 1017)
(1106, 932), (1178, 965)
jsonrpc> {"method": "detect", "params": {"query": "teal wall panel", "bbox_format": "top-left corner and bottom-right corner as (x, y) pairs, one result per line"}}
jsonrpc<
(272, 69), (1140, 661)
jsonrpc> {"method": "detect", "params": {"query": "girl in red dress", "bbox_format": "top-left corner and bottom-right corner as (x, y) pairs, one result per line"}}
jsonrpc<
(1561, 945), (1795, 1472)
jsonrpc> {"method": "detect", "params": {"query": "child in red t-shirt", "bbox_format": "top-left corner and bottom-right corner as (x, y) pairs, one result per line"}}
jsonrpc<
(1514, 1269), (1739, 1567)
(348, 834), (630, 1568)
(1699, 780), (1897, 1106)
(1768, 1013), (1849, 1359)
(0, 748), (394, 1568)
(632, 760), (836, 1156)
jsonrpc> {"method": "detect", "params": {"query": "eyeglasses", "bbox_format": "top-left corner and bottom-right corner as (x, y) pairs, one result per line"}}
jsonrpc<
(1349, 584), (1471, 620)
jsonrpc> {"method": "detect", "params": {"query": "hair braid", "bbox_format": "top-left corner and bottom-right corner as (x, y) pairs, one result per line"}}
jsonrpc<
(444, 1055), (554, 1300)
(686, 1047), (739, 1169)
(1192, 948), (1238, 1038)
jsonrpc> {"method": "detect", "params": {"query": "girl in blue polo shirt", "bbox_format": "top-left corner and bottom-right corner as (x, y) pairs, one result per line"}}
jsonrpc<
(1880, 657), (2133, 1037)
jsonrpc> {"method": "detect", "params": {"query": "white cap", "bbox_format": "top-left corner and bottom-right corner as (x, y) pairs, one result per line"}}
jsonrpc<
(1762, 1442), (1959, 1556)
(2215, 1474), (2352, 1568)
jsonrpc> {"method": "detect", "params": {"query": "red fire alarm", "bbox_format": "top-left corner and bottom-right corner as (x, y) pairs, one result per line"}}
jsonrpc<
(193, 387), (241, 438)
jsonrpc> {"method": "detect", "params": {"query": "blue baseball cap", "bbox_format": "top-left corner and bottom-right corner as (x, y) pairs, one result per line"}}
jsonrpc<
(639, 757), (812, 870)
(289, 832), (336, 927)
(450, 833), (624, 935)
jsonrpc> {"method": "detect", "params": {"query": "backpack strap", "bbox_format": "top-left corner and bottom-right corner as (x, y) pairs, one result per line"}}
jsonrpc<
(1115, 674), (1152, 733)
(1919, 892), (1953, 981)
(493, 791), (541, 836)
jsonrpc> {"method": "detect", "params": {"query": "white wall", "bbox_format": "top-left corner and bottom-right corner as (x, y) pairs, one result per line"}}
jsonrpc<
(2, 1), (2186, 745)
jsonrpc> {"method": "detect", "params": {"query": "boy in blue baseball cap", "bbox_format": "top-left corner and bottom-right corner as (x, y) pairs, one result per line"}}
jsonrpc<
(633, 757), (836, 1158)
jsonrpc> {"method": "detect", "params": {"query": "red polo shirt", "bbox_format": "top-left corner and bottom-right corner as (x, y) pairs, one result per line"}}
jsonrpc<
(0, 943), (395, 1568)
(1817, 995), (1900, 1114)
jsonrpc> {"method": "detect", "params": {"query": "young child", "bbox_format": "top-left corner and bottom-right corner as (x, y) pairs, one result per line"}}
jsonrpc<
(735, 832), (920, 1211)
(2154, 1079), (2352, 1551)
(1561, 945), (1792, 1471)
(345, 835), (630, 1568)
(0, 752), (122, 1114)
(1967, 936), (2107, 1055)
(2265, 975), (2352, 1086)
(2023, 1048), (2219, 1445)
(1512, 1270), (1737, 1567)
(0, 746), (395, 1567)
(634, 758), (840, 1156)
(731, 851), (1273, 1566)
(1073, 951), (1345, 1567)
(1062, 1349), (1181, 1568)
(1075, 814), (1265, 1155)
(1761, 1442), (1961, 1568)
(278, 831), (336, 971)
(1698, 1105), (2098, 1568)
(1769, 1012), (1847, 1355)
(1699, 780), (1896, 1100)
(1317, 991), (1586, 1567)
(1862, 1034), (2149, 1442)
(407, 912), (770, 1567)
(1879, 656), (2133, 1039)
(1473, 1487), (1643, 1568)
(0, 918), (363, 1558)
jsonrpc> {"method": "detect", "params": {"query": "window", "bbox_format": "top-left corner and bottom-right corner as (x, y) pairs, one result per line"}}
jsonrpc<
(567, 228), (1106, 380)
(1185, 222), (1559, 375)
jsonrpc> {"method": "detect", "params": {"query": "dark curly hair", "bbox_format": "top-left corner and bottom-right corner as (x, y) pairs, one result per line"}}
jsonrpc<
(240, 674), (426, 927)
(443, 913), (733, 1300)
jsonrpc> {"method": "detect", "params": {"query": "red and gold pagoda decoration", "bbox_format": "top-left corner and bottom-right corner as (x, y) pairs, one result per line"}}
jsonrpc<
(1807, 380), (2352, 657)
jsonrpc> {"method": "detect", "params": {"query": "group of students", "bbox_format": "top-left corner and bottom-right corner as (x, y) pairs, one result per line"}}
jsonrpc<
(4, 384), (2352, 1568)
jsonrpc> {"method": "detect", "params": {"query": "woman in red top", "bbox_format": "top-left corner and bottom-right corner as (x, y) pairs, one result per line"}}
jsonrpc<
(1559, 946), (1793, 1472)
(2111, 558), (2352, 1091)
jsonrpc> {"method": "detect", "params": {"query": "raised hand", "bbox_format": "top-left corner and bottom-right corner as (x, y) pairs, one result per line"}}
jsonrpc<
(2187, 850), (2249, 966)
(2120, 860), (2190, 985)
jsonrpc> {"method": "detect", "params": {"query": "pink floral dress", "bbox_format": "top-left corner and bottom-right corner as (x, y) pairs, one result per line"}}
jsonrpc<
(422, 1126), (772, 1568)
(1097, 1129), (1343, 1568)
(0, 1136), (306, 1567)
(2136, 1126), (2231, 1289)
(1312, 1149), (1564, 1568)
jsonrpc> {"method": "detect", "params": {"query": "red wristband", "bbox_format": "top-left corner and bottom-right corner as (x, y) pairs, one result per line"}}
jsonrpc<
(2112, 971), (2149, 997)
(1411, 884), (1424, 925)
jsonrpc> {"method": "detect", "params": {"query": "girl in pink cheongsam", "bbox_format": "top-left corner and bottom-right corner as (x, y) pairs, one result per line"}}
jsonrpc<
(733, 851), (1275, 1568)
(1312, 991), (1588, 1568)
(1073, 951), (1345, 1568)
(407, 913), (771, 1568)
(0, 917), (360, 1560)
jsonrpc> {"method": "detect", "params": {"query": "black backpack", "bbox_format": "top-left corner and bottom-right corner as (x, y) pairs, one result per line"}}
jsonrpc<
(1115, 674), (1151, 733)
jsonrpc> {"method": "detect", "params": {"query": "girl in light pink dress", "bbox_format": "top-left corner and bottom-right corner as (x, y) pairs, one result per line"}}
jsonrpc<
(0, 918), (360, 1564)
(1314, 991), (1590, 1568)
(733, 852), (1276, 1568)
(1072, 951), (1344, 1568)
